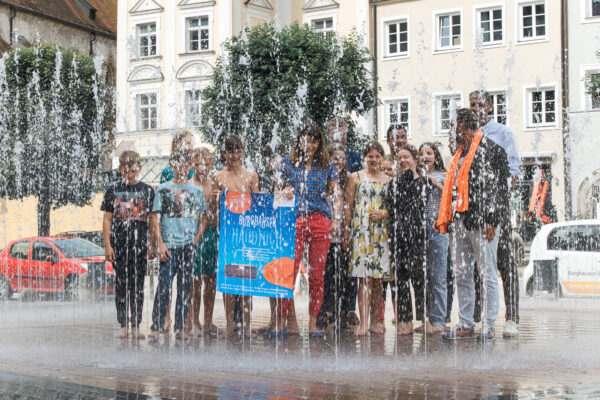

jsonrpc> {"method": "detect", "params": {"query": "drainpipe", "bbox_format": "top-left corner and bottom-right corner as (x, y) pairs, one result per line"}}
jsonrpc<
(561, 0), (571, 220)
(89, 31), (96, 56)
(371, 2), (378, 136)
(9, 6), (16, 47)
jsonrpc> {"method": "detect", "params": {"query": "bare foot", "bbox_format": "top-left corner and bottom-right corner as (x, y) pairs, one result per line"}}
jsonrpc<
(355, 325), (369, 336)
(116, 327), (128, 339)
(148, 331), (160, 341)
(225, 324), (237, 338)
(243, 327), (257, 339)
(414, 321), (435, 333)
(203, 324), (219, 337)
(427, 325), (443, 335)
(369, 322), (386, 335)
(286, 321), (299, 335)
(257, 323), (274, 333)
(397, 322), (413, 335)
(131, 328), (145, 340)
(347, 311), (360, 326)
(191, 324), (202, 338)
(175, 331), (192, 340)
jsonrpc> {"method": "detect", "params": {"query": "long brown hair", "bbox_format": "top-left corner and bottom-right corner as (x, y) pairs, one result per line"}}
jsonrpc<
(418, 142), (446, 172)
(290, 124), (330, 169)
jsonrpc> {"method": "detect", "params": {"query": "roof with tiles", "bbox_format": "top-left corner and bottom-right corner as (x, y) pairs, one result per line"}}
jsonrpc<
(0, 0), (117, 38)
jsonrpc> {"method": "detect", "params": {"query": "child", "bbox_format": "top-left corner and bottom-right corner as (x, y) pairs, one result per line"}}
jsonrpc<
(149, 150), (207, 341)
(102, 151), (155, 339)
(212, 135), (259, 338)
(184, 147), (219, 337)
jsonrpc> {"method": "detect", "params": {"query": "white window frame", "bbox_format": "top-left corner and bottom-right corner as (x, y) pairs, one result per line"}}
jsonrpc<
(581, 0), (600, 23)
(581, 65), (600, 111)
(433, 8), (463, 53)
(382, 16), (409, 59)
(523, 83), (558, 130)
(433, 92), (462, 136)
(516, 1), (548, 43)
(135, 91), (159, 131)
(382, 97), (411, 138)
(184, 89), (203, 128)
(474, 3), (505, 48)
(179, 7), (214, 54)
(136, 22), (158, 58)
(186, 16), (211, 52)
(486, 89), (510, 127)
(305, 9), (337, 36)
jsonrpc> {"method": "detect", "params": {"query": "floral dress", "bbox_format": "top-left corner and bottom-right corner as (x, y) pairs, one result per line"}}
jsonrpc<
(349, 174), (391, 278)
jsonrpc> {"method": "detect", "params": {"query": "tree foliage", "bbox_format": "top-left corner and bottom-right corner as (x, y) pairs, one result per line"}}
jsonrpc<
(0, 44), (114, 235)
(201, 23), (378, 154)
(586, 51), (600, 109)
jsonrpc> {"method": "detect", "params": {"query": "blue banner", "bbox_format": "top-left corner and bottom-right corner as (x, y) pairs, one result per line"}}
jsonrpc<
(217, 191), (296, 298)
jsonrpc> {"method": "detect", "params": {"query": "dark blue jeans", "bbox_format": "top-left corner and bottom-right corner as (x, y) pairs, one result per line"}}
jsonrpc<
(150, 244), (195, 333)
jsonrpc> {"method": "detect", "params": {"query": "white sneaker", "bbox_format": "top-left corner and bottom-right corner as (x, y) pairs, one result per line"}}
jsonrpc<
(503, 320), (519, 338)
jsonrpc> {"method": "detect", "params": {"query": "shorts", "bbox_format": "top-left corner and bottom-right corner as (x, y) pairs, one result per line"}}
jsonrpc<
(193, 226), (218, 276)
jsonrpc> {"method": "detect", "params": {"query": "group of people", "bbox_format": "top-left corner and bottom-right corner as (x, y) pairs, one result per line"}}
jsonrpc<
(101, 89), (521, 342)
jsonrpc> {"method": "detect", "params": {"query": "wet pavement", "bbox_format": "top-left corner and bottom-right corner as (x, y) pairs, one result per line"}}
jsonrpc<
(1, 283), (600, 399)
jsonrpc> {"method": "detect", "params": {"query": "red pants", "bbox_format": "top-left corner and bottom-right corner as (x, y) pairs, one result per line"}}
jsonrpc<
(278, 213), (331, 318)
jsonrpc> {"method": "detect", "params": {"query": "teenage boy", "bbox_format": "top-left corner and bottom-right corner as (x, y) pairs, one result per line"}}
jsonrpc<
(212, 135), (259, 338)
(102, 151), (155, 339)
(149, 150), (207, 341)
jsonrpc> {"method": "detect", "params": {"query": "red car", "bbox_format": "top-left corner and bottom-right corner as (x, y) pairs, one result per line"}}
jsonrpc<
(0, 236), (114, 300)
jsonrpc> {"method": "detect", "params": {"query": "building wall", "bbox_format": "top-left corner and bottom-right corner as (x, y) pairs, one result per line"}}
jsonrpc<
(568, 0), (600, 218)
(0, 4), (115, 66)
(115, 0), (373, 172)
(375, 0), (566, 219)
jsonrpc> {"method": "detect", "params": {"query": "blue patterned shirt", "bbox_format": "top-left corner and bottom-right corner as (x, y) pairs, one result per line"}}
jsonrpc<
(279, 157), (338, 219)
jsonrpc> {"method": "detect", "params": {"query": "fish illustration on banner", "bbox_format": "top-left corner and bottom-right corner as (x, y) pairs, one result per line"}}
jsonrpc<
(217, 191), (296, 298)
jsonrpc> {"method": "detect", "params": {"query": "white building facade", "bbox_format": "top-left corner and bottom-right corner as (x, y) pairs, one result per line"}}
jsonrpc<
(115, 0), (372, 182)
(567, 0), (600, 218)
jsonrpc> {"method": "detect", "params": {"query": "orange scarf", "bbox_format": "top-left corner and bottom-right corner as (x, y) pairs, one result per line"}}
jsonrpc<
(436, 129), (483, 233)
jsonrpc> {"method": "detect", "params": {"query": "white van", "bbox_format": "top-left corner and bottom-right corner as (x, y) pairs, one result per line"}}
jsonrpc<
(523, 219), (600, 297)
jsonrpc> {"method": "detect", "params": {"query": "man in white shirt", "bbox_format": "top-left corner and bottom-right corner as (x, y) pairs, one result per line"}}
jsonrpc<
(470, 90), (521, 338)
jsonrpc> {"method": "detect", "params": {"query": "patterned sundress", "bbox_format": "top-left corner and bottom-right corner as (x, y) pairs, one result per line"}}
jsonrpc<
(349, 174), (391, 279)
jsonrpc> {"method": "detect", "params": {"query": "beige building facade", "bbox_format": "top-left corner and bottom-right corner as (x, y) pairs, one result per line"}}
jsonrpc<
(373, 0), (566, 221)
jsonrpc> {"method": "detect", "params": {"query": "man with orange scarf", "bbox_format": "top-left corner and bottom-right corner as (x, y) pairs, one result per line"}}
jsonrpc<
(437, 109), (510, 341)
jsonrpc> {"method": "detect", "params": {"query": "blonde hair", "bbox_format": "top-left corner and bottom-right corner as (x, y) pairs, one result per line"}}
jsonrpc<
(193, 146), (213, 160)
(171, 130), (193, 152)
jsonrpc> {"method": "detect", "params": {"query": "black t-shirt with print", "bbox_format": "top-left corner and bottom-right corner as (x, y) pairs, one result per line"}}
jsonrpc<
(101, 181), (155, 248)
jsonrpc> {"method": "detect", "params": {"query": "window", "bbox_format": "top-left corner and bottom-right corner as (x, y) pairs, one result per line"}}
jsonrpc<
(137, 23), (157, 57)
(185, 90), (202, 127)
(593, 0), (600, 17)
(385, 19), (408, 57)
(435, 94), (462, 135)
(32, 242), (56, 262)
(587, 72), (600, 110)
(386, 99), (409, 134)
(9, 242), (29, 260)
(436, 12), (461, 51)
(312, 18), (334, 36)
(137, 93), (157, 130)
(527, 87), (556, 127)
(547, 225), (600, 252)
(519, 2), (546, 41)
(488, 92), (508, 125)
(187, 16), (210, 52)
(477, 7), (503, 45)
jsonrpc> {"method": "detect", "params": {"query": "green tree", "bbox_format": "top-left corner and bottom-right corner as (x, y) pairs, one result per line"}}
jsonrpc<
(586, 54), (600, 109)
(201, 22), (377, 155)
(0, 44), (114, 236)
